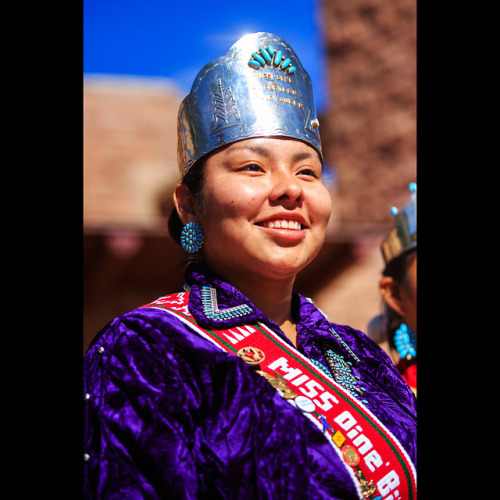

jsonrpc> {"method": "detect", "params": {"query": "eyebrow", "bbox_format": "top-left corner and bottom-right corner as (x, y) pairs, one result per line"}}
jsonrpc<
(227, 143), (321, 163)
(292, 151), (318, 163)
(228, 143), (271, 157)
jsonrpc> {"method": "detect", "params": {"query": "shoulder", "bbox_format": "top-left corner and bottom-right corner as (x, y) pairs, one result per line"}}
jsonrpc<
(86, 291), (195, 352)
(328, 320), (393, 362)
(86, 293), (187, 354)
(84, 291), (222, 390)
(83, 292), (228, 428)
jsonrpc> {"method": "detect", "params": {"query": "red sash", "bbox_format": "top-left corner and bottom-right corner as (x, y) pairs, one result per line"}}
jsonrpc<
(142, 292), (417, 500)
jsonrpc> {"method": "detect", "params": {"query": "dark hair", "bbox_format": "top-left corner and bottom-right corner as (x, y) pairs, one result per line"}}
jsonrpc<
(382, 248), (416, 341)
(382, 247), (416, 282)
(168, 158), (206, 246)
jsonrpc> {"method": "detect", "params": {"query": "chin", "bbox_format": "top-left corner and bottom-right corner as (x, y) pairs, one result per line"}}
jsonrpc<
(259, 252), (318, 281)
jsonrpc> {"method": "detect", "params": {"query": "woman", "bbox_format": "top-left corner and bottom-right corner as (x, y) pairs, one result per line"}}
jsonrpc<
(376, 184), (417, 395)
(84, 32), (416, 499)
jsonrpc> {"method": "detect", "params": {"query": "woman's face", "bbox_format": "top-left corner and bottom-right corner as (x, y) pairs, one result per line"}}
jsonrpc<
(196, 137), (332, 284)
(379, 253), (417, 334)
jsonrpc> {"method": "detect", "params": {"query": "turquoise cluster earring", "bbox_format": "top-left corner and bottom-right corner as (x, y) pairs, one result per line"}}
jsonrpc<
(180, 221), (204, 253)
(394, 323), (416, 360)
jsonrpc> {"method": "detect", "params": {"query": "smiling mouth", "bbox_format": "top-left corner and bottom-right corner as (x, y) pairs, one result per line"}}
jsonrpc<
(258, 219), (302, 231)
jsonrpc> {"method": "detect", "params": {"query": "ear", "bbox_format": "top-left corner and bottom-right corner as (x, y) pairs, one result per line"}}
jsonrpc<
(173, 183), (198, 225)
(379, 276), (405, 317)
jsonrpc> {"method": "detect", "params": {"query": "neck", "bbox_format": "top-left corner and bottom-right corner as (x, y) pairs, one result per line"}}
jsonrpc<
(244, 279), (298, 347)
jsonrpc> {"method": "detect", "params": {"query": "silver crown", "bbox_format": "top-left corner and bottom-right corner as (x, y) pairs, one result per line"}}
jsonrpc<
(177, 32), (322, 179)
(381, 182), (417, 264)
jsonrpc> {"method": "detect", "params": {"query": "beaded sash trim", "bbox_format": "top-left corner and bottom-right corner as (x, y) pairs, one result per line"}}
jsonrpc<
(142, 292), (417, 500)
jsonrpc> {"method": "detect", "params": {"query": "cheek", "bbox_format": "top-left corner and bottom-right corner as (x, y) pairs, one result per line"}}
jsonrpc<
(407, 278), (417, 303)
(309, 187), (332, 225)
(199, 193), (261, 244)
(205, 184), (262, 219)
(406, 261), (417, 299)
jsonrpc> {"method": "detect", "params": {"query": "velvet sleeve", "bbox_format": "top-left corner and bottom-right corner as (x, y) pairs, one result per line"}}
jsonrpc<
(83, 313), (202, 499)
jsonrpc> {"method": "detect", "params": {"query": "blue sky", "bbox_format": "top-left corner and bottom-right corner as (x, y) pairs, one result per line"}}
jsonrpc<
(83, 0), (329, 112)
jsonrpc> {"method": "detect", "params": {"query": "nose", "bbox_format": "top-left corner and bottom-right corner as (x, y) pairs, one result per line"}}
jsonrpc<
(269, 169), (303, 205)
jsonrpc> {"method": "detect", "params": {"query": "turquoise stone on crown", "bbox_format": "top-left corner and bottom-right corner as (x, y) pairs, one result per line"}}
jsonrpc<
(248, 45), (296, 75)
(261, 47), (272, 62)
(252, 52), (266, 65)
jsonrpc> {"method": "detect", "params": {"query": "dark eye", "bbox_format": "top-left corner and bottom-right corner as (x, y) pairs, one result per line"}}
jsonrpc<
(240, 163), (263, 172)
(298, 168), (320, 179)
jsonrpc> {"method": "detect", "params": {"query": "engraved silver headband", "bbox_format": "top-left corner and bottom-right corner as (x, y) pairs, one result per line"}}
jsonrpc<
(381, 183), (417, 265)
(177, 32), (322, 179)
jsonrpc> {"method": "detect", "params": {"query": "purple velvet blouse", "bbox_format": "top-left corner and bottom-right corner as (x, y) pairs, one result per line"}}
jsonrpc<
(83, 263), (416, 499)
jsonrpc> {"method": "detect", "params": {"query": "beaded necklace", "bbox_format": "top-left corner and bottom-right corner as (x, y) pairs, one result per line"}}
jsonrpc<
(309, 332), (368, 404)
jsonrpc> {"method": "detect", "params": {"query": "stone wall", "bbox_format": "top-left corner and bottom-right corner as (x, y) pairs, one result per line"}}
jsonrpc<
(84, 76), (182, 231)
(320, 0), (416, 225)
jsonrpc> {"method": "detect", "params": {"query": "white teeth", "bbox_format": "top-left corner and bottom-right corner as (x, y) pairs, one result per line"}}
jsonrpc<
(263, 219), (302, 230)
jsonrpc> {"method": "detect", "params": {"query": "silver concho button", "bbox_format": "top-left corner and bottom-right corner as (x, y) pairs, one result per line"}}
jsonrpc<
(294, 395), (315, 413)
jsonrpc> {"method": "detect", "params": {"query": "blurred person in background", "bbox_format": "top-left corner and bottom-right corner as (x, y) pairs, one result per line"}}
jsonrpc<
(368, 184), (417, 396)
(83, 32), (416, 499)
